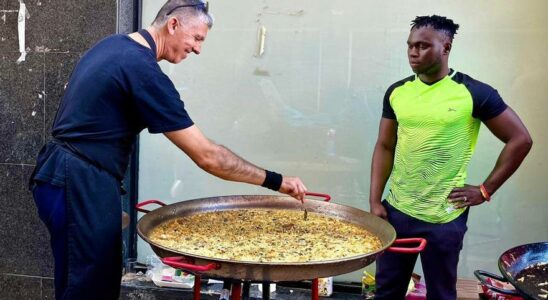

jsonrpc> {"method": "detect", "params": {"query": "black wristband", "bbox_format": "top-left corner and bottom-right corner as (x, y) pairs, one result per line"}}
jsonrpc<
(261, 170), (283, 191)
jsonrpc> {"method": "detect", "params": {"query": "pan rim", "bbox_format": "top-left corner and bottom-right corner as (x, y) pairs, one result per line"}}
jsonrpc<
(136, 194), (397, 266)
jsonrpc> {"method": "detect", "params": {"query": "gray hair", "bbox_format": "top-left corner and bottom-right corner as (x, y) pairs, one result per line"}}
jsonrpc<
(152, 0), (213, 29)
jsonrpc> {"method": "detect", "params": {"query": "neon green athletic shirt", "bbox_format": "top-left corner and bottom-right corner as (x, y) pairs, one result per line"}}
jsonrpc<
(382, 70), (507, 223)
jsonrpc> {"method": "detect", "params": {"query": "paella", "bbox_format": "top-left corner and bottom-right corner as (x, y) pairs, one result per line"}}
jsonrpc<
(149, 208), (383, 263)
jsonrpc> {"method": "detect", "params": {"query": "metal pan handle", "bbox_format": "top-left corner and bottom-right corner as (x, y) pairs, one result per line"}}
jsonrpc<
(135, 200), (166, 213)
(387, 238), (427, 253)
(474, 270), (520, 296)
(305, 192), (331, 202)
(162, 256), (219, 272)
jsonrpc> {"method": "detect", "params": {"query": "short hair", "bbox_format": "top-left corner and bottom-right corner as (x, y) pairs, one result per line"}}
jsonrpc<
(152, 0), (213, 29)
(410, 15), (459, 41)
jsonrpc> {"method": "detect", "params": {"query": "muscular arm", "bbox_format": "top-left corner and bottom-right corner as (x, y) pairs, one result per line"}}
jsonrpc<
(164, 125), (307, 200)
(481, 107), (532, 194)
(449, 107), (532, 207)
(369, 118), (398, 219)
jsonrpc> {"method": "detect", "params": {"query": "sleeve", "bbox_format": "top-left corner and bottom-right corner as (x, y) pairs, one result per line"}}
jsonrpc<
(125, 53), (194, 133)
(470, 84), (508, 121)
(382, 85), (397, 120)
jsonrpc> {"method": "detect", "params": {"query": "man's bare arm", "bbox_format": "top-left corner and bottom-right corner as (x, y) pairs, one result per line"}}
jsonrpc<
(369, 118), (398, 219)
(481, 107), (532, 193)
(449, 107), (532, 208)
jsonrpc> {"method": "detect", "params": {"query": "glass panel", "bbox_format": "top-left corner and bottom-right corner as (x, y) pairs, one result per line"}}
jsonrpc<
(139, 0), (548, 282)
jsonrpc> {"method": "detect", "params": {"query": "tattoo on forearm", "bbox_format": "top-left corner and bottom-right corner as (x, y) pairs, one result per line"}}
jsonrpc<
(217, 145), (262, 182)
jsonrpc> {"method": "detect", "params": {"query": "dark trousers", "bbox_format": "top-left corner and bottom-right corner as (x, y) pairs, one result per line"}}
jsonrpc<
(374, 201), (469, 300)
(32, 150), (122, 300)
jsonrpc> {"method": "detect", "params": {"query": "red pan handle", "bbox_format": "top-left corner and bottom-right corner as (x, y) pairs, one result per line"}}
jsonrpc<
(305, 192), (331, 202)
(474, 270), (520, 296)
(387, 238), (427, 253)
(162, 256), (219, 272)
(135, 200), (166, 213)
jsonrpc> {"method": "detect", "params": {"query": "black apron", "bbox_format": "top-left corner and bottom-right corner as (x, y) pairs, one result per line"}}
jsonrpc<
(30, 139), (123, 299)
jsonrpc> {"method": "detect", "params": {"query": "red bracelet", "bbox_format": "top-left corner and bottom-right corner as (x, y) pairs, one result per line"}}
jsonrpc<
(479, 184), (491, 202)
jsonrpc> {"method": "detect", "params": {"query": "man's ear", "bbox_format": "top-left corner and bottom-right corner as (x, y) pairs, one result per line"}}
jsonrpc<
(167, 17), (178, 34)
(443, 42), (452, 55)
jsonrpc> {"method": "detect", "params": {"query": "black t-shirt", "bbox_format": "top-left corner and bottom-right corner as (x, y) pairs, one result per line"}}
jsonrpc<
(51, 33), (193, 179)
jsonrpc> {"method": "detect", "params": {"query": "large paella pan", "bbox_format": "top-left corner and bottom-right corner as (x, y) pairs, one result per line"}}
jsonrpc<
(136, 193), (426, 281)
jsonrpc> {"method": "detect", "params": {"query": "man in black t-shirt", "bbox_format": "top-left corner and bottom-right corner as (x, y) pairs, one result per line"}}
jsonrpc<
(30, 1), (307, 299)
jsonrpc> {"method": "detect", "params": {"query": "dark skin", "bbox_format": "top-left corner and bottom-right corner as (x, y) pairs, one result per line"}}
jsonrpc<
(370, 26), (533, 219)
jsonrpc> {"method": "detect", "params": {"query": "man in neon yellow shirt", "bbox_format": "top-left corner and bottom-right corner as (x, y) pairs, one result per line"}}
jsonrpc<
(369, 15), (532, 300)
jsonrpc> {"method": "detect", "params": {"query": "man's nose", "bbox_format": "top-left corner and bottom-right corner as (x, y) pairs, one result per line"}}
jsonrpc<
(408, 47), (418, 57)
(193, 43), (201, 55)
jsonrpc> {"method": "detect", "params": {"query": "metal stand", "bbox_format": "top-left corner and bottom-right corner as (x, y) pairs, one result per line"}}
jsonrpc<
(242, 282), (251, 300)
(262, 282), (270, 299)
(193, 275), (201, 300)
(190, 277), (319, 300)
(231, 282), (242, 300)
(312, 278), (319, 300)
